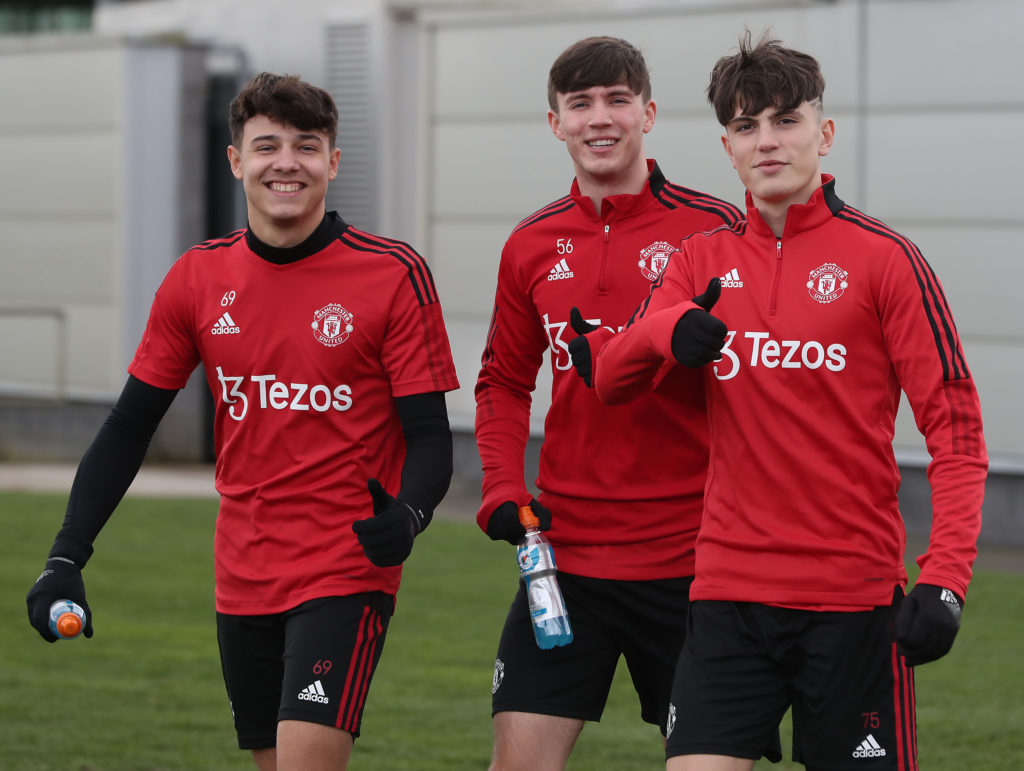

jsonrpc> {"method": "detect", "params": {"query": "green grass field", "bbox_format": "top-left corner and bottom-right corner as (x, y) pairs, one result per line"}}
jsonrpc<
(2, 491), (1022, 770)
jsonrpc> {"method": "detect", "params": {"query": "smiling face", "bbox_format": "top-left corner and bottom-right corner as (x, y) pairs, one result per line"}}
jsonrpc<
(227, 115), (340, 247)
(721, 99), (834, 225)
(548, 83), (656, 199)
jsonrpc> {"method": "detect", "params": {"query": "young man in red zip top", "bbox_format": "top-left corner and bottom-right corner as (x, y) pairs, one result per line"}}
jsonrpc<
(26, 72), (459, 770)
(582, 31), (987, 770)
(474, 36), (742, 770)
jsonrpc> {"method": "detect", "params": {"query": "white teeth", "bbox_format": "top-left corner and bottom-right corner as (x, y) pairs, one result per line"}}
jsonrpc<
(270, 182), (301, 192)
(588, 140), (616, 147)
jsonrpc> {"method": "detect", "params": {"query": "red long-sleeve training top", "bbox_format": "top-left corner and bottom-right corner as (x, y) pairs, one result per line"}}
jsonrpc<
(594, 177), (987, 606)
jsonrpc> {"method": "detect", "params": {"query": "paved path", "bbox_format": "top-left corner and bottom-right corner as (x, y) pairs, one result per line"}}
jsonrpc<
(0, 462), (478, 518)
(3, 463), (1018, 573)
(0, 462), (217, 499)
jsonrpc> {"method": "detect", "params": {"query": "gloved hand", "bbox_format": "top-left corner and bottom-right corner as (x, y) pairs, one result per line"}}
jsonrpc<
(353, 479), (430, 567)
(568, 307), (599, 387)
(485, 498), (552, 545)
(671, 277), (727, 367)
(895, 583), (963, 666)
(26, 557), (94, 642)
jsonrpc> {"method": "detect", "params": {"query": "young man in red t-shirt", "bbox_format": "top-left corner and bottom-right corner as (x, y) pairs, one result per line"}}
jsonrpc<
(474, 37), (741, 770)
(27, 73), (459, 770)
(583, 32), (987, 770)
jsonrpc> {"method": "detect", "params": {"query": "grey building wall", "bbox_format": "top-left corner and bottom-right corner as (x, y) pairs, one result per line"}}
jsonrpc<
(1, 0), (1019, 544)
(417, 0), (1024, 545)
(0, 37), (208, 461)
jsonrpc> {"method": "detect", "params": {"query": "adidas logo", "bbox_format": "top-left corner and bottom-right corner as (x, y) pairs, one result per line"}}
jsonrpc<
(298, 680), (329, 704)
(851, 734), (886, 759)
(547, 258), (574, 281)
(720, 268), (744, 288)
(940, 588), (960, 608)
(211, 312), (240, 335)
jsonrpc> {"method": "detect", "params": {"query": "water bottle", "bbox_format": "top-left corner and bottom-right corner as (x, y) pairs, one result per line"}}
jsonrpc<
(48, 600), (86, 640)
(516, 505), (573, 649)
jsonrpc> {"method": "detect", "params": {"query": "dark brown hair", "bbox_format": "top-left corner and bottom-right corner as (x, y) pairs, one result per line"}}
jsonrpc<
(228, 72), (339, 147)
(707, 30), (825, 126)
(547, 36), (652, 111)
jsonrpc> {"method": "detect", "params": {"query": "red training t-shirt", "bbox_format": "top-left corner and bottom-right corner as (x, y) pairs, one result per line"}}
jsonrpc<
(130, 213), (460, 614)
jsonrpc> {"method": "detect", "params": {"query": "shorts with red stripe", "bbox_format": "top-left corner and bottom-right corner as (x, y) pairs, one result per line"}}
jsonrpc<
(666, 588), (917, 769)
(217, 593), (394, 749)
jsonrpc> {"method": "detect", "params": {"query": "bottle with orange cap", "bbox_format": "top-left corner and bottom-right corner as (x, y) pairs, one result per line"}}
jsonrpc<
(516, 504), (573, 649)
(48, 600), (86, 640)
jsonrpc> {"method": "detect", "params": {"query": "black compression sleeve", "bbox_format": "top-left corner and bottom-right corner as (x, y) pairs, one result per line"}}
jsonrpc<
(49, 375), (178, 567)
(394, 391), (453, 522)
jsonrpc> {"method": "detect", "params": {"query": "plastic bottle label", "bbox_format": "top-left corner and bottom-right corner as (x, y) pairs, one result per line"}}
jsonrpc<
(517, 542), (556, 576)
(525, 575), (566, 622)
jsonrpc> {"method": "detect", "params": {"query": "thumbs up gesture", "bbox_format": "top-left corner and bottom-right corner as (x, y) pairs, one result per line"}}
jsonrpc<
(670, 278), (727, 368)
(352, 479), (429, 567)
(567, 307), (599, 387)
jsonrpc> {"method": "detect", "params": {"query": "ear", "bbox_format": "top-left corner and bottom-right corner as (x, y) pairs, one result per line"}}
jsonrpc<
(818, 117), (836, 158)
(328, 146), (341, 180)
(227, 145), (243, 180)
(642, 98), (657, 134)
(720, 133), (737, 170)
(548, 109), (566, 142)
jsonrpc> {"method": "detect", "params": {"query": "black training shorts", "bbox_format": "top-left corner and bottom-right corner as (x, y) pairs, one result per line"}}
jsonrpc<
(491, 572), (692, 734)
(666, 589), (916, 769)
(216, 593), (394, 749)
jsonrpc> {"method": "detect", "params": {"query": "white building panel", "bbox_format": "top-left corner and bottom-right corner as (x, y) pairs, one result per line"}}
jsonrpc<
(867, 0), (1024, 106)
(865, 112), (1024, 222)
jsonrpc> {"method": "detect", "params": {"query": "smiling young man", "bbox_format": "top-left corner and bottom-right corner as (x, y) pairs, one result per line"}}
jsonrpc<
(26, 73), (459, 770)
(474, 37), (741, 770)
(586, 32), (988, 770)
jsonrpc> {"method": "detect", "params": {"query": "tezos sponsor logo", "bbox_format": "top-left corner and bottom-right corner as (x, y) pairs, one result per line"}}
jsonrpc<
(638, 241), (676, 281)
(711, 331), (847, 381)
(311, 303), (354, 347)
(216, 367), (353, 421)
(807, 263), (848, 304)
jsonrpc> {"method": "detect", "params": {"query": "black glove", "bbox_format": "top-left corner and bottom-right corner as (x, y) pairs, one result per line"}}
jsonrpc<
(352, 479), (430, 567)
(567, 307), (599, 387)
(671, 278), (727, 367)
(895, 583), (963, 666)
(485, 498), (552, 545)
(26, 557), (94, 643)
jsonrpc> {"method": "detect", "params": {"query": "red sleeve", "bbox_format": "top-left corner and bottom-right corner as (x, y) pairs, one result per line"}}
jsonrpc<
(382, 292), (460, 398)
(592, 249), (701, 405)
(879, 240), (987, 597)
(473, 241), (547, 530)
(593, 305), (698, 404)
(128, 258), (201, 388)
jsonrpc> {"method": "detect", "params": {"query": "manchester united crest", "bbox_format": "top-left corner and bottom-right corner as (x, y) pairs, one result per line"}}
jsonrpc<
(638, 241), (676, 281)
(311, 303), (354, 347)
(807, 263), (849, 304)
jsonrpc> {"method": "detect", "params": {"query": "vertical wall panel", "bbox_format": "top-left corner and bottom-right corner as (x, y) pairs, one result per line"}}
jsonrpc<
(325, 22), (377, 232)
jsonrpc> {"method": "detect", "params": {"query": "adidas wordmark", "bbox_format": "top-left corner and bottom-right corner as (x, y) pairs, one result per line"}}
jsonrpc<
(852, 734), (886, 759)
(720, 268), (743, 288)
(548, 258), (574, 281)
(298, 680), (329, 704)
(212, 312), (240, 335)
